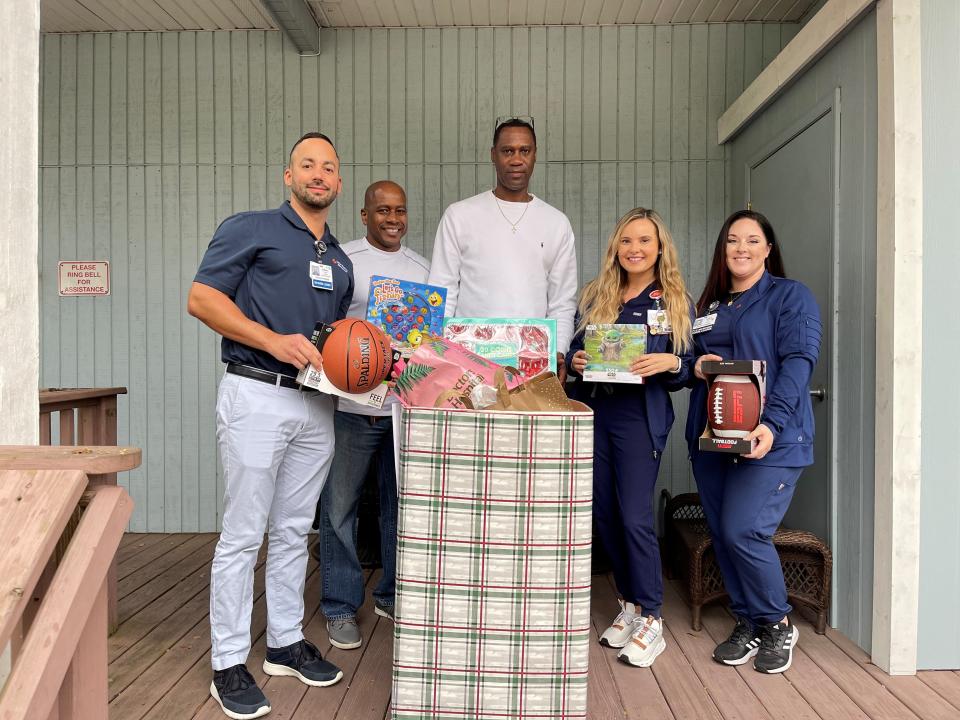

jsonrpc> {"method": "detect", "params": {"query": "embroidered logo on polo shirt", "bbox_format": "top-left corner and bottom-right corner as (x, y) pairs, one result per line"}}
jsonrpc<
(330, 258), (349, 274)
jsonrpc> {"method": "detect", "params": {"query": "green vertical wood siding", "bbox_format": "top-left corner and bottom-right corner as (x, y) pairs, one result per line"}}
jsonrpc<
(38, 24), (792, 532)
(727, 12), (878, 652)
(918, 0), (960, 670)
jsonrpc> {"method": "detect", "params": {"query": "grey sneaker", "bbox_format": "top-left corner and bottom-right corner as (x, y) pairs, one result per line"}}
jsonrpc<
(326, 616), (362, 650)
(374, 601), (395, 622)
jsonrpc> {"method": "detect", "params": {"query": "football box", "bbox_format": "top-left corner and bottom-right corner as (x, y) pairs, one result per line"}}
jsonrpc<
(698, 359), (767, 454)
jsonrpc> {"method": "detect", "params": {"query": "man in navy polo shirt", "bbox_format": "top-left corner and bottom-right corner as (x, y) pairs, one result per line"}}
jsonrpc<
(188, 131), (352, 720)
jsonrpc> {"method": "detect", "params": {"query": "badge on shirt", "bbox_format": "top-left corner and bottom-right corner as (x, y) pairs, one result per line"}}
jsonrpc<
(309, 261), (333, 291)
(647, 308), (671, 335)
(692, 313), (717, 335)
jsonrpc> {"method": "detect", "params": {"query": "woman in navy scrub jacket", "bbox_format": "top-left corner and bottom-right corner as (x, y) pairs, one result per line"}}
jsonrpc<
(686, 209), (821, 675)
(566, 208), (694, 669)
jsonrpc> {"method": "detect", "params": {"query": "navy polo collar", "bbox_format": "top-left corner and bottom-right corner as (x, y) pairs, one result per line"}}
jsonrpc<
(279, 200), (337, 245)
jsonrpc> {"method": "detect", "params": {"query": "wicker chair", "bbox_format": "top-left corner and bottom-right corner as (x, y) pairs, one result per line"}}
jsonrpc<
(661, 490), (833, 633)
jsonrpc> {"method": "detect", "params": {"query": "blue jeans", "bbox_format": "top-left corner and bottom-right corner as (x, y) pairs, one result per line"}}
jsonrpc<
(319, 410), (398, 620)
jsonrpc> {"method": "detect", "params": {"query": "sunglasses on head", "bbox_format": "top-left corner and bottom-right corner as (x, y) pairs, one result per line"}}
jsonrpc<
(495, 115), (535, 132)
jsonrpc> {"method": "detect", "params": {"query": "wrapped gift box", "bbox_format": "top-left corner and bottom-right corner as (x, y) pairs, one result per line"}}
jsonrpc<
(391, 404), (594, 720)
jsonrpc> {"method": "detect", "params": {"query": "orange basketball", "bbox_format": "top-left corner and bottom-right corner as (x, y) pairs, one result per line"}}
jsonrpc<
(321, 318), (392, 393)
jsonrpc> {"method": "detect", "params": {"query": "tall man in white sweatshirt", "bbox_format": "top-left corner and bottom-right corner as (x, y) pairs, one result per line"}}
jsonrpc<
(428, 117), (578, 374)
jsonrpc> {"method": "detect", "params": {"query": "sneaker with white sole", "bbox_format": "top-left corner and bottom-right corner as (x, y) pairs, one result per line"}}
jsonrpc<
(326, 616), (362, 649)
(713, 616), (761, 665)
(210, 664), (271, 720)
(374, 601), (395, 621)
(262, 639), (343, 687)
(599, 599), (642, 648)
(753, 621), (798, 674)
(617, 616), (667, 667)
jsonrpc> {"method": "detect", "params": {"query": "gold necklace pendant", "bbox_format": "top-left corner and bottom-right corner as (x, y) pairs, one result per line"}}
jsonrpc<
(494, 192), (531, 233)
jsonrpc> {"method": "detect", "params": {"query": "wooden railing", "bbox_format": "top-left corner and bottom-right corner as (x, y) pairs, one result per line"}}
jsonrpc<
(39, 387), (127, 487)
(0, 466), (133, 719)
(0, 447), (141, 636)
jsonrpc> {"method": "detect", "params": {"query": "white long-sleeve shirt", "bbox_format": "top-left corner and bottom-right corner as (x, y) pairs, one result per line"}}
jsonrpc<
(428, 190), (578, 352)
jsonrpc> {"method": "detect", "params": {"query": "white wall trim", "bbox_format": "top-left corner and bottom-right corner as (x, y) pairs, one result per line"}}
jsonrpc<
(0, 0), (41, 690)
(717, 0), (876, 144)
(871, 0), (923, 676)
(0, 0), (40, 444)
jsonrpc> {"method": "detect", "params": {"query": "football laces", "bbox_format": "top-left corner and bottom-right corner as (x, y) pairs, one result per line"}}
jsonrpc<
(711, 386), (725, 425)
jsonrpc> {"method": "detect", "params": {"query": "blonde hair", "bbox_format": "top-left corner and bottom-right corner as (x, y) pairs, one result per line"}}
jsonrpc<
(577, 208), (692, 353)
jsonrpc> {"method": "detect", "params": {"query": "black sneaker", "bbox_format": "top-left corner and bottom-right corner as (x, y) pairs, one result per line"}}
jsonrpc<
(712, 617), (761, 666)
(210, 664), (271, 720)
(374, 600), (395, 622)
(262, 639), (344, 687)
(754, 621), (799, 674)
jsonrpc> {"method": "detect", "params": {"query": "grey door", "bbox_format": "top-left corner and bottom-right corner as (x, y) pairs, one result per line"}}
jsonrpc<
(746, 101), (837, 544)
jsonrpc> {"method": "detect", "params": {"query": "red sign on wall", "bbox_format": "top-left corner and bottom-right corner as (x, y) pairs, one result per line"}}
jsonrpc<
(58, 261), (110, 296)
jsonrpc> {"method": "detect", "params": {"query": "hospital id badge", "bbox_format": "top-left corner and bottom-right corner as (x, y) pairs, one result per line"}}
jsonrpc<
(309, 261), (333, 291)
(647, 309), (671, 335)
(692, 313), (717, 335)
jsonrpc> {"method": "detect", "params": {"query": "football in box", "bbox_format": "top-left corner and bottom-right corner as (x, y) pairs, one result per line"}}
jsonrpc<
(698, 359), (766, 454)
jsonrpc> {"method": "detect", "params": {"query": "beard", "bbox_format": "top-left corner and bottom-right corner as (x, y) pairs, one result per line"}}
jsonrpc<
(291, 182), (337, 210)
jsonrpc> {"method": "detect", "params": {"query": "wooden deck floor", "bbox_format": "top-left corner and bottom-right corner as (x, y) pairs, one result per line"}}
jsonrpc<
(110, 533), (960, 720)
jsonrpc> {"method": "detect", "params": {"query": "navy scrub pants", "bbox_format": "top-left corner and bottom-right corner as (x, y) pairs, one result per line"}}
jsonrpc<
(588, 391), (663, 618)
(691, 452), (802, 625)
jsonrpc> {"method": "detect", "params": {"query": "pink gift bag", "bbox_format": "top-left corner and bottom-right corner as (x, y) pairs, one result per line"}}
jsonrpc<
(392, 335), (523, 409)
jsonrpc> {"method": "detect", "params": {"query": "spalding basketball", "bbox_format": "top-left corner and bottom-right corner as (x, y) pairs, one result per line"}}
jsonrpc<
(321, 319), (392, 393)
(708, 374), (761, 439)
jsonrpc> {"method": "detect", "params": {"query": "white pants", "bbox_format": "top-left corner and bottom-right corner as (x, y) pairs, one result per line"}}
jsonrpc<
(210, 373), (335, 670)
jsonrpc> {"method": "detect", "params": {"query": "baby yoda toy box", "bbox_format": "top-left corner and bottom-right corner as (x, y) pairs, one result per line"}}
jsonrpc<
(582, 323), (647, 383)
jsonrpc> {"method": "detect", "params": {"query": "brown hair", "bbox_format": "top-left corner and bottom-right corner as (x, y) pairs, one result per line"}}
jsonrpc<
(696, 209), (786, 315)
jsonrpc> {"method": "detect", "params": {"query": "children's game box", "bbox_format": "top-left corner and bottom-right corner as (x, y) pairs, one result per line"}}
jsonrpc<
(366, 276), (447, 353)
(443, 318), (557, 378)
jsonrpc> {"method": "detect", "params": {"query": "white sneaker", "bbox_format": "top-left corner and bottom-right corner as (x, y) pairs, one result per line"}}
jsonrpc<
(599, 599), (642, 648)
(618, 616), (667, 667)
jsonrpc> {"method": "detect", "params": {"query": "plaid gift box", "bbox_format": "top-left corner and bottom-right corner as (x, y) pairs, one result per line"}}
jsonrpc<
(392, 405), (594, 720)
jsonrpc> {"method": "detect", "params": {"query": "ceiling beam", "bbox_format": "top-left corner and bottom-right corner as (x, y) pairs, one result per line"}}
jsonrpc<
(259, 0), (320, 53)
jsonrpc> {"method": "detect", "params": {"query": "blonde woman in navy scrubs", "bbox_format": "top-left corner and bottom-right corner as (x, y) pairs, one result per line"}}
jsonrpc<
(686, 209), (821, 674)
(566, 208), (694, 668)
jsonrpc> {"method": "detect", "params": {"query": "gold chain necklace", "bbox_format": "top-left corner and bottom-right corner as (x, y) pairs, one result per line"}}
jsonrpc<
(727, 290), (746, 306)
(493, 192), (532, 233)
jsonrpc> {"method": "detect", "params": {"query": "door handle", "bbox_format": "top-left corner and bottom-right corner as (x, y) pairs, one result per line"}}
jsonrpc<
(809, 387), (826, 401)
